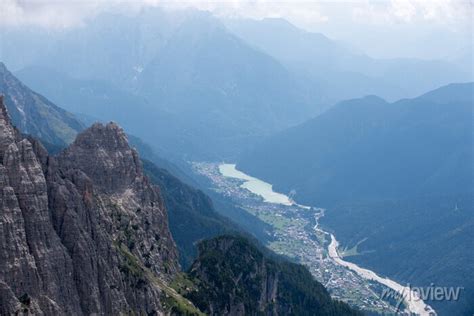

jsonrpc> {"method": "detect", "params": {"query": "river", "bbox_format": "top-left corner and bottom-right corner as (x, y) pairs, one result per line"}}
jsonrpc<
(219, 163), (436, 316)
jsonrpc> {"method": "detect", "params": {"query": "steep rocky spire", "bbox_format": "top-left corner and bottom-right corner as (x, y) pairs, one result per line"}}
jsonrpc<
(58, 122), (143, 193)
(0, 101), (179, 315)
(0, 95), (17, 161)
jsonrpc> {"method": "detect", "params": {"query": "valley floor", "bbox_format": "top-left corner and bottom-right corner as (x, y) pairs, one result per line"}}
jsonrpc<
(193, 162), (408, 315)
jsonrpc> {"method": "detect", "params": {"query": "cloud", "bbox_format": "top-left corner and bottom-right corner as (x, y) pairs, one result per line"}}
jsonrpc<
(352, 0), (472, 28)
(158, 0), (330, 23)
(0, 0), (104, 28)
(0, 0), (330, 31)
(0, 0), (470, 32)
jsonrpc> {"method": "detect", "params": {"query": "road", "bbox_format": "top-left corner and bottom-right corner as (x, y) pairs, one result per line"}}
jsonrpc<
(196, 162), (437, 315)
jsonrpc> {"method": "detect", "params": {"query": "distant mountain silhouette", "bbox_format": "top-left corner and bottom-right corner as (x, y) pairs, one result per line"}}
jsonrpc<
(11, 10), (316, 160)
(239, 83), (473, 204)
(226, 18), (471, 104)
(8, 11), (469, 161)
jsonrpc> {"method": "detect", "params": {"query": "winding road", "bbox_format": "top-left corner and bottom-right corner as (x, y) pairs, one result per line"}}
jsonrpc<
(219, 163), (436, 316)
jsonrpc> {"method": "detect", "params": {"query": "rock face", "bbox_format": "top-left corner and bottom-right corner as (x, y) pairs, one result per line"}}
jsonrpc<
(0, 96), (179, 315)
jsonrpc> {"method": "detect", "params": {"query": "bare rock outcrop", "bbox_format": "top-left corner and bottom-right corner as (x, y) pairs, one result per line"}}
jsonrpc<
(0, 96), (179, 315)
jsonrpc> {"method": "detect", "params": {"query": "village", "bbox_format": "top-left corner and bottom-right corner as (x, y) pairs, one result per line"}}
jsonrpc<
(193, 162), (402, 315)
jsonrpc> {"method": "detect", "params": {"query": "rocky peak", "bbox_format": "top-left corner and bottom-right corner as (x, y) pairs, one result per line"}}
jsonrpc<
(0, 95), (18, 161)
(0, 95), (10, 124)
(0, 94), (82, 315)
(0, 101), (181, 315)
(59, 122), (143, 193)
(74, 122), (130, 151)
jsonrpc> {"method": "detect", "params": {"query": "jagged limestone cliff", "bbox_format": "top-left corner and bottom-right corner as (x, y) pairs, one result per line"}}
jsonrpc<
(0, 96), (194, 315)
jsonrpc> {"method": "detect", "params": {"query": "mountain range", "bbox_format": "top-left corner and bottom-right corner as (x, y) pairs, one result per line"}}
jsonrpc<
(0, 60), (359, 315)
(4, 9), (470, 161)
(0, 7), (471, 315)
(238, 82), (474, 315)
(239, 83), (473, 204)
(8, 10), (313, 161)
(0, 95), (358, 315)
(226, 17), (471, 104)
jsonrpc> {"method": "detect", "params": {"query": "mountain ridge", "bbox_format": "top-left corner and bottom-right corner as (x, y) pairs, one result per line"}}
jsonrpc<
(179, 235), (362, 316)
(239, 82), (473, 204)
(225, 17), (470, 104)
(238, 82), (474, 315)
(0, 62), (83, 146)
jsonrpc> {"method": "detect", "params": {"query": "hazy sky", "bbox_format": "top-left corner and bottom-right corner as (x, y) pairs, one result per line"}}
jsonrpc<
(0, 0), (472, 60)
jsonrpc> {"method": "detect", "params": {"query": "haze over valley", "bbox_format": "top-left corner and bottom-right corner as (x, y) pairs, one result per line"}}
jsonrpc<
(0, 1), (472, 315)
